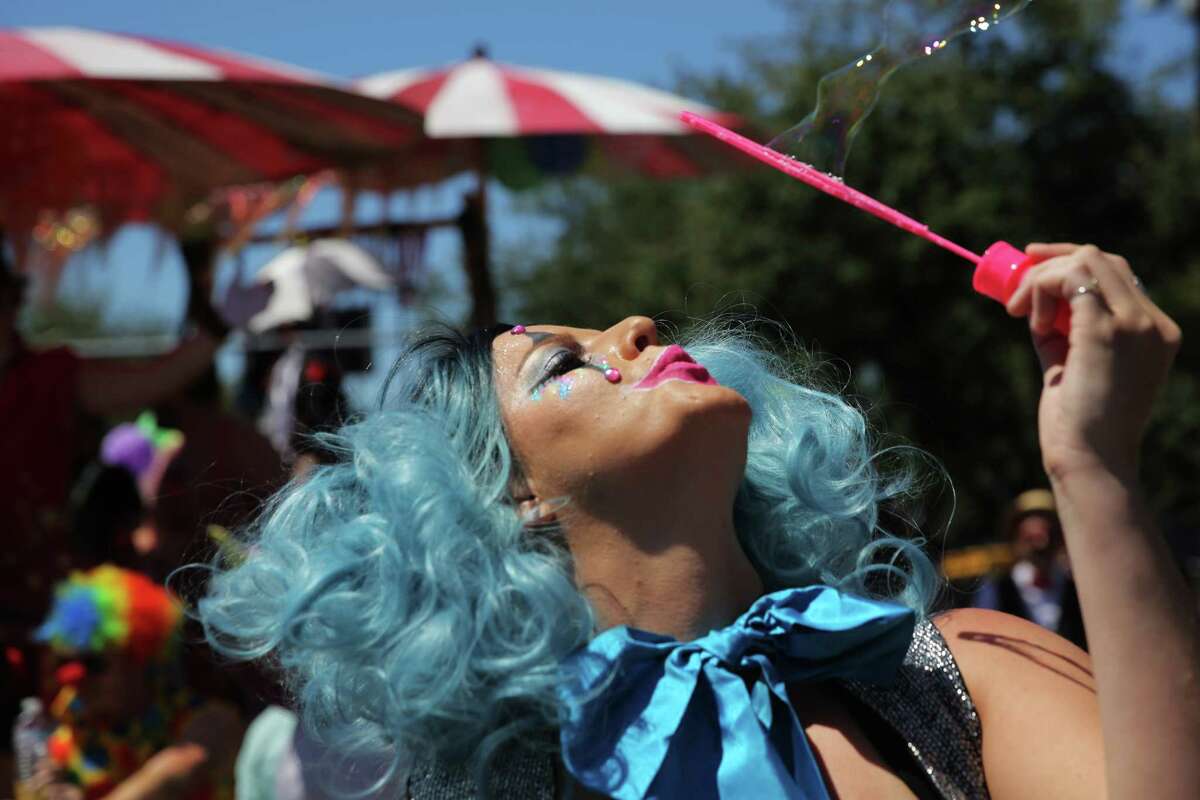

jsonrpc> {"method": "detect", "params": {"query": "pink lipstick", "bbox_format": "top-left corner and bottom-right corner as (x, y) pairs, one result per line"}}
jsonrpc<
(633, 345), (719, 390)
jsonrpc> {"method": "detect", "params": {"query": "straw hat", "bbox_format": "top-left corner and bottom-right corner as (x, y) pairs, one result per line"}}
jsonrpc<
(1010, 489), (1056, 516)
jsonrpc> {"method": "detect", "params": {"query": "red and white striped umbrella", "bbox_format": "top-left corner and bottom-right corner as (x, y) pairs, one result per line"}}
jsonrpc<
(0, 27), (423, 238)
(354, 51), (747, 326)
(356, 52), (743, 182)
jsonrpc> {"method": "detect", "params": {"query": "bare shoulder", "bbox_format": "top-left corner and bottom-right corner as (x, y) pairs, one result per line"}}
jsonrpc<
(932, 609), (1106, 800)
(932, 608), (1095, 704)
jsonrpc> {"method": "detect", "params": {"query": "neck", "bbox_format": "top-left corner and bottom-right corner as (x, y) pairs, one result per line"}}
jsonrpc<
(563, 489), (763, 642)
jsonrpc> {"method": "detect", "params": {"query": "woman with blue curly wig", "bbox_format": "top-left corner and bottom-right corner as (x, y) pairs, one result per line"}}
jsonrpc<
(201, 243), (1198, 799)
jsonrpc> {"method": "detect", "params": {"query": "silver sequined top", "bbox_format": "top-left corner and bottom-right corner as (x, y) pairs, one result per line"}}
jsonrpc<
(406, 620), (988, 799)
(843, 619), (990, 799)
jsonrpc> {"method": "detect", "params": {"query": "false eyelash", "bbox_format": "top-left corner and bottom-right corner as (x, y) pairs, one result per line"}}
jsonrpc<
(536, 349), (588, 389)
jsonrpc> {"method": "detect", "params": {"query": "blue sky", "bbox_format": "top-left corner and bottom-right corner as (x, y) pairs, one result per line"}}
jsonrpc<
(5, 0), (1192, 89)
(5, 0), (1196, 402)
(2, 0), (794, 90)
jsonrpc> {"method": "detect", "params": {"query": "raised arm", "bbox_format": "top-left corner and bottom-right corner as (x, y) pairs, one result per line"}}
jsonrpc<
(76, 252), (272, 417)
(76, 330), (220, 417)
(944, 243), (1198, 800)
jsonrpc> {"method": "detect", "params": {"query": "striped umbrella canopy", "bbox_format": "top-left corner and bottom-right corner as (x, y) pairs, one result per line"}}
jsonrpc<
(355, 50), (744, 188)
(355, 50), (746, 326)
(0, 27), (425, 243)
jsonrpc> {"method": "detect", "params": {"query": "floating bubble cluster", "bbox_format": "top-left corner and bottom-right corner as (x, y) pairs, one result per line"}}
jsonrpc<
(769, 0), (1033, 176)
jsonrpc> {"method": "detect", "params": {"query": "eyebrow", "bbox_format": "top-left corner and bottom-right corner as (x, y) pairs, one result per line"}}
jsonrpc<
(517, 331), (575, 377)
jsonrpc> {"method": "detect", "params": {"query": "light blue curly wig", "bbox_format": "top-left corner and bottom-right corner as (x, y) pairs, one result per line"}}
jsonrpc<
(198, 319), (940, 792)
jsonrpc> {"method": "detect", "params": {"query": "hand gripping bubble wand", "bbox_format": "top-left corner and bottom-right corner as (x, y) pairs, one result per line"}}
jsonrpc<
(680, 112), (1070, 335)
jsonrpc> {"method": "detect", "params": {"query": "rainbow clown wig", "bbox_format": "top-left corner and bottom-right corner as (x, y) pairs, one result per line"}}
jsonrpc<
(36, 567), (190, 798)
(37, 565), (182, 664)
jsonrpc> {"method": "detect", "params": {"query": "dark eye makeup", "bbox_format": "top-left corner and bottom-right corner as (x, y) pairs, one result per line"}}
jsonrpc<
(535, 347), (588, 389)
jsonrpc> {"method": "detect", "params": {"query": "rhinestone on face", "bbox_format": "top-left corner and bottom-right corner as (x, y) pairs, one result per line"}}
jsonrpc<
(604, 367), (621, 383)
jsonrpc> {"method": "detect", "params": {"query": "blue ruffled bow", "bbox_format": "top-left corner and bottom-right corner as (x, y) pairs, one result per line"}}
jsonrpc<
(558, 585), (915, 800)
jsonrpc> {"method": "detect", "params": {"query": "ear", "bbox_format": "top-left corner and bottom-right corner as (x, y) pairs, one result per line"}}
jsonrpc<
(517, 496), (563, 528)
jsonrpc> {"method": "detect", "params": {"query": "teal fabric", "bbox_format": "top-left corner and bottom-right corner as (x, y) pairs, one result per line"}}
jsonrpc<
(235, 706), (299, 800)
(558, 586), (915, 799)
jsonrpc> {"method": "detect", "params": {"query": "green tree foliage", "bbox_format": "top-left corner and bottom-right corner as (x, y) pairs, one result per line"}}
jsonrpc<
(503, 0), (1200, 543)
(23, 298), (179, 341)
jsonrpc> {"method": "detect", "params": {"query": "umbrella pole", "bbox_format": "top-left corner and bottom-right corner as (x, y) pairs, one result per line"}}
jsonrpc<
(459, 138), (499, 328)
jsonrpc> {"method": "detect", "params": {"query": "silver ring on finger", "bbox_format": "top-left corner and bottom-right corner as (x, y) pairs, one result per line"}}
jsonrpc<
(1073, 277), (1102, 300)
(1131, 274), (1146, 292)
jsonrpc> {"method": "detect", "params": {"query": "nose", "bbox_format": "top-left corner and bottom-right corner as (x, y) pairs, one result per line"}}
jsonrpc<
(606, 316), (658, 362)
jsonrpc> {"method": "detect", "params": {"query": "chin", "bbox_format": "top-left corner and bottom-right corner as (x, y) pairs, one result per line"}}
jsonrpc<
(651, 381), (751, 467)
(662, 379), (751, 419)
(570, 382), (750, 511)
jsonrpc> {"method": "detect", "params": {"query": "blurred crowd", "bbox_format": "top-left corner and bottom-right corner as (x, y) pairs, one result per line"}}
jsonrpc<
(1, 239), (351, 799)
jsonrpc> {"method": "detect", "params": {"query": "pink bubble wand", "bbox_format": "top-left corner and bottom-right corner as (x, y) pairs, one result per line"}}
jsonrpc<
(680, 111), (1069, 334)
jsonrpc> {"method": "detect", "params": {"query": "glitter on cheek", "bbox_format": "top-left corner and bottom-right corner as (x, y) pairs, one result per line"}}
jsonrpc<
(530, 374), (576, 402)
(530, 371), (582, 403)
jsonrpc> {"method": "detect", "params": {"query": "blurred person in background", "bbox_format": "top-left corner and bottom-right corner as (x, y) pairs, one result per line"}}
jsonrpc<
(151, 365), (281, 583)
(151, 236), (282, 569)
(256, 339), (350, 481)
(28, 565), (241, 800)
(66, 463), (145, 574)
(287, 354), (350, 481)
(67, 413), (185, 574)
(971, 489), (1087, 650)
(0, 234), (267, 785)
(147, 367), (287, 729)
(0, 248), (213, 766)
(233, 705), (403, 800)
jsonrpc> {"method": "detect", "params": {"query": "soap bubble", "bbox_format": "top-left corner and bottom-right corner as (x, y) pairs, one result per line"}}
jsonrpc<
(769, 0), (1033, 175)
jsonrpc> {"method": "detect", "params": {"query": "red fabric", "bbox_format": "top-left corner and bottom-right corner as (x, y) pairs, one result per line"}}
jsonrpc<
(0, 31), (81, 80)
(364, 60), (745, 184)
(106, 82), (321, 179)
(0, 83), (166, 232)
(47, 730), (72, 764)
(0, 345), (81, 635)
(503, 71), (604, 134)
(0, 29), (421, 238)
(138, 35), (306, 82)
(0, 29), (302, 82)
(56, 661), (86, 687)
(303, 360), (328, 383)
(251, 83), (419, 148)
(390, 71), (450, 111)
